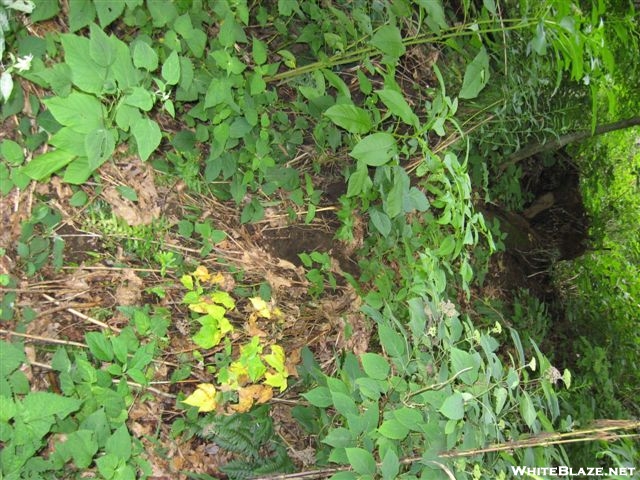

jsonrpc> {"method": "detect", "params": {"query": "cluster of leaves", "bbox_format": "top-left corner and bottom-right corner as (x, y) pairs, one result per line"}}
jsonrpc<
(0, 309), (165, 479)
(180, 267), (290, 414)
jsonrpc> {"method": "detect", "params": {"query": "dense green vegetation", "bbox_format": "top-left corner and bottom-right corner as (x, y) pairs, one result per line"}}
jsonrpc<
(0, 0), (638, 479)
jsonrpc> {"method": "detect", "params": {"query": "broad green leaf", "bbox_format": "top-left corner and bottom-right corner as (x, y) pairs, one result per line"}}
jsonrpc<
(417, 0), (448, 34)
(450, 348), (479, 385)
(61, 430), (99, 469)
(321, 427), (354, 448)
(378, 418), (409, 440)
(252, 37), (268, 65)
(110, 35), (139, 90)
(0, 340), (25, 377)
(95, 0), (124, 27)
(346, 163), (370, 197)
(408, 187), (430, 211)
(22, 392), (82, 423)
(22, 150), (76, 180)
(61, 34), (107, 94)
(85, 128), (116, 170)
(302, 386), (332, 407)
(68, 0), (96, 32)
(350, 133), (397, 166)
(345, 447), (376, 476)
(494, 387), (508, 414)
(115, 104), (142, 131)
(133, 42), (159, 71)
(123, 87), (155, 111)
(49, 127), (86, 154)
(437, 236), (456, 257)
(376, 88), (419, 127)
(360, 353), (390, 380)
(393, 406), (423, 430)
(331, 391), (358, 416)
(204, 77), (234, 108)
(63, 157), (92, 184)
(131, 118), (162, 161)
(519, 392), (537, 428)
(384, 169), (407, 218)
(381, 449), (400, 480)
(44, 91), (103, 134)
(378, 323), (406, 358)
(370, 209), (391, 237)
(89, 23), (114, 67)
(531, 22), (547, 55)
(162, 51), (181, 85)
(105, 424), (132, 461)
(324, 104), (372, 134)
(459, 47), (490, 99)
(439, 391), (465, 420)
(85, 331), (114, 361)
(370, 25), (405, 58)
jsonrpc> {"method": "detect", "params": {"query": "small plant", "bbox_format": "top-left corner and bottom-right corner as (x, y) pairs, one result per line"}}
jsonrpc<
(179, 266), (290, 413)
(299, 251), (337, 297)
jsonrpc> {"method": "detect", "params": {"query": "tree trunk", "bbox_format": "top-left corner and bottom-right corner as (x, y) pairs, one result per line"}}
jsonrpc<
(499, 116), (640, 172)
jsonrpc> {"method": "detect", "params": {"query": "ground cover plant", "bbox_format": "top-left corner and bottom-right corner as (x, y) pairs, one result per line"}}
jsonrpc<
(1, 0), (638, 479)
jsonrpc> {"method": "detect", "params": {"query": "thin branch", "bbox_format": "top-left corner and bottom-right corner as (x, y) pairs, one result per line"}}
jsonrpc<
(41, 293), (121, 332)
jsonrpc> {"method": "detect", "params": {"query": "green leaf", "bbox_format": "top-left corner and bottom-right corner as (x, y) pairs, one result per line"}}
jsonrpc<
(85, 128), (116, 170)
(22, 150), (76, 180)
(1, 139), (25, 165)
(519, 392), (537, 428)
(0, 340), (25, 377)
(370, 25), (405, 58)
(95, 0), (124, 28)
(331, 391), (358, 416)
(450, 348), (479, 385)
(49, 127), (86, 154)
(252, 37), (267, 65)
(378, 323), (406, 358)
(302, 386), (332, 408)
(345, 447), (376, 476)
(131, 118), (162, 161)
(123, 87), (155, 111)
(133, 42), (159, 71)
(350, 133), (397, 166)
(376, 88), (419, 127)
(494, 387), (508, 414)
(459, 47), (490, 99)
(162, 51), (181, 85)
(105, 424), (132, 461)
(22, 392), (82, 423)
(360, 353), (390, 380)
(378, 419), (409, 440)
(531, 22), (547, 55)
(63, 157), (92, 184)
(417, 0), (448, 34)
(346, 162), (370, 197)
(324, 104), (372, 134)
(89, 23), (114, 67)
(85, 331), (114, 361)
(439, 392), (465, 420)
(44, 91), (104, 134)
(408, 187), (430, 211)
(380, 449), (400, 480)
(61, 34), (107, 94)
(393, 407), (423, 430)
(370, 209), (391, 237)
(68, 0), (96, 32)
(116, 185), (138, 202)
(322, 427), (354, 448)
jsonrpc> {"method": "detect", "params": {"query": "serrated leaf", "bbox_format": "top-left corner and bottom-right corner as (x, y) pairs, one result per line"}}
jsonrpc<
(131, 117), (161, 161)
(370, 25), (405, 58)
(324, 104), (372, 134)
(345, 448), (376, 476)
(350, 133), (397, 166)
(360, 353), (390, 380)
(105, 424), (132, 461)
(459, 47), (490, 99)
(85, 331), (113, 361)
(376, 88), (419, 127)
(252, 36), (267, 65)
(22, 392), (82, 423)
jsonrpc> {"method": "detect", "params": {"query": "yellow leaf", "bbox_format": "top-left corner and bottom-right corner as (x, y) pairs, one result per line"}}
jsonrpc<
(193, 266), (211, 283)
(231, 385), (273, 412)
(263, 344), (286, 371)
(182, 383), (218, 412)
(249, 296), (271, 319)
(264, 371), (288, 392)
(209, 272), (225, 285)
